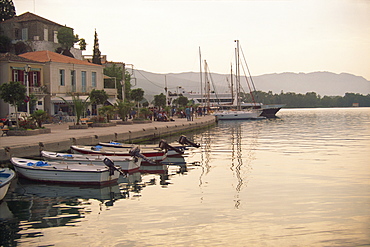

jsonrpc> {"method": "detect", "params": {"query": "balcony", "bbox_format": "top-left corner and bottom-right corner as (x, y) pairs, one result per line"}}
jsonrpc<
(30, 86), (47, 95)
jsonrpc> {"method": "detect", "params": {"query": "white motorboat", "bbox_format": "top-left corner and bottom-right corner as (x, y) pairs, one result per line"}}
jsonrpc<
(10, 157), (120, 185)
(70, 144), (172, 160)
(40, 150), (142, 173)
(0, 168), (16, 201)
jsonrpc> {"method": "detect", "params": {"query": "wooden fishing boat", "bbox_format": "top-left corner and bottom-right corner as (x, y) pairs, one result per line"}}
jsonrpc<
(10, 157), (120, 185)
(41, 150), (141, 173)
(0, 168), (16, 201)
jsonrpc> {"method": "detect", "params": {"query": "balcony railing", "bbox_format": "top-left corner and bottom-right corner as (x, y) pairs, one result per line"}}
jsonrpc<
(30, 86), (47, 95)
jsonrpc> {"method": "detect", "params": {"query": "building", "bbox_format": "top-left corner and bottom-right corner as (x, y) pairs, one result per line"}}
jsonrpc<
(0, 53), (45, 118)
(0, 12), (82, 59)
(19, 50), (116, 116)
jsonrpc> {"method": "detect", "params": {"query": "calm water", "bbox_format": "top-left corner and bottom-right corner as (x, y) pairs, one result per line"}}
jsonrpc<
(1, 108), (369, 246)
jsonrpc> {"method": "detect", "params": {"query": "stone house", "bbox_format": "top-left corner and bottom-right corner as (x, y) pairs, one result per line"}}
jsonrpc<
(0, 12), (82, 59)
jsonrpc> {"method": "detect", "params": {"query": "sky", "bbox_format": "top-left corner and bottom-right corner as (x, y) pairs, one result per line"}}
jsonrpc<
(13, 0), (370, 80)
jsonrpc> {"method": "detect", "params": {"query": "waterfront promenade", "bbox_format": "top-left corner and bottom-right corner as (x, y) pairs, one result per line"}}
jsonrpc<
(0, 115), (216, 162)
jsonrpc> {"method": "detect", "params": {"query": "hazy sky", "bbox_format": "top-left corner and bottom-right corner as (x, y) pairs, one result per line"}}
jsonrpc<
(13, 0), (370, 80)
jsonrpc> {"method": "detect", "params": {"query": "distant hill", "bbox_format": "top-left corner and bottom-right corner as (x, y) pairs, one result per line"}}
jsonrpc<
(131, 70), (370, 101)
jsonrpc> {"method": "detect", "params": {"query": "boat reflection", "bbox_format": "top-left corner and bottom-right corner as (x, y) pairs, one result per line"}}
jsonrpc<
(0, 201), (19, 247)
(1, 156), (195, 245)
(118, 158), (190, 197)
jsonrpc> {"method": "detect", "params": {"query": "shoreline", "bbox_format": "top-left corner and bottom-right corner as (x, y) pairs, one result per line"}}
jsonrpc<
(0, 115), (216, 162)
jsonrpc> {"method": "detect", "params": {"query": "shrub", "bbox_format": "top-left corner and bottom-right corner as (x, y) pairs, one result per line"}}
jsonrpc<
(90, 115), (106, 123)
(19, 119), (37, 130)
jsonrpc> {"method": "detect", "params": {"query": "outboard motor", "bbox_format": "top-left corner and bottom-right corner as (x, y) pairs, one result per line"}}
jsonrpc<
(159, 140), (184, 155)
(103, 157), (125, 176)
(178, 135), (201, 148)
(129, 146), (156, 164)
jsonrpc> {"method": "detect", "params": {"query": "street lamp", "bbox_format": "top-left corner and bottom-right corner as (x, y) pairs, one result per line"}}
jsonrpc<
(24, 64), (31, 114)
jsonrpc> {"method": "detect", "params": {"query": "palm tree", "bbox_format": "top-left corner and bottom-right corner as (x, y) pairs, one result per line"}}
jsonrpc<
(115, 100), (133, 121)
(59, 94), (90, 125)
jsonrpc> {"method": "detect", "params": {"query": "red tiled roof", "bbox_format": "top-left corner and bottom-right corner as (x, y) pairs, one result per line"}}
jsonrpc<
(1, 12), (65, 27)
(19, 51), (101, 67)
(0, 52), (43, 63)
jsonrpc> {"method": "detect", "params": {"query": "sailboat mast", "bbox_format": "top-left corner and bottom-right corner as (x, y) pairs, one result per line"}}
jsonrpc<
(235, 40), (241, 110)
(199, 47), (203, 107)
(230, 63), (234, 105)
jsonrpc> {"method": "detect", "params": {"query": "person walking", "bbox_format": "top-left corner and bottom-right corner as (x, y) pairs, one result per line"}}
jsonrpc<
(185, 106), (191, 121)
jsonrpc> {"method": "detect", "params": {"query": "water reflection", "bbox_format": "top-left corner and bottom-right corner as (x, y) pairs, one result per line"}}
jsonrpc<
(3, 157), (194, 245)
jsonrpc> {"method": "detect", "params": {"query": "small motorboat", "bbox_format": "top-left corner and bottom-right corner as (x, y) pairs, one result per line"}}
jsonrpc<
(41, 150), (142, 173)
(71, 144), (170, 159)
(99, 135), (201, 151)
(0, 168), (16, 201)
(10, 157), (120, 185)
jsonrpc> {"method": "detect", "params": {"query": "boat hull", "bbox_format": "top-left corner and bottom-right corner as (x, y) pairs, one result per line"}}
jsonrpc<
(0, 168), (16, 201)
(259, 104), (285, 118)
(41, 151), (141, 173)
(214, 110), (265, 120)
(11, 157), (120, 185)
(70, 145), (168, 160)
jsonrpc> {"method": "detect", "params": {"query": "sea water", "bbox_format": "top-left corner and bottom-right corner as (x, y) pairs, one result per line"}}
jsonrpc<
(1, 108), (369, 246)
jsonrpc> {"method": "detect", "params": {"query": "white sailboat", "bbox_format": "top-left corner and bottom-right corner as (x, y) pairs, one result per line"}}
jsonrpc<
(213, 40), (265, 121)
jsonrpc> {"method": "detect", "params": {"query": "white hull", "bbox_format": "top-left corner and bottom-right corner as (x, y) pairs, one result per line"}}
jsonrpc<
(213, 110), (265, 120)
(41, 151), (141, 172)
(70, 145), (169, 160)
(11, 157), (120, 185)
(0, 168), (16, 201)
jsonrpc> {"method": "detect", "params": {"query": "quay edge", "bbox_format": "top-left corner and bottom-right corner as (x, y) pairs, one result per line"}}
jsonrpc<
(0, 116), (216, 162)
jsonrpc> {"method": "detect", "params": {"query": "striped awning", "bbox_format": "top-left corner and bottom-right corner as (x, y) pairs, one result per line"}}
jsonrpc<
(51, 96), (89, 103)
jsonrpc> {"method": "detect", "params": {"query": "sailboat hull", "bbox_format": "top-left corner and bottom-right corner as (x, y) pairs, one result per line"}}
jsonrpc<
(214, 110), (265, 120)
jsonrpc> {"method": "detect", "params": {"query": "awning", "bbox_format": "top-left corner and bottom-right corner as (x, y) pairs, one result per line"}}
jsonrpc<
(106, 97), (118, 105)
(51, 96), (89, 104)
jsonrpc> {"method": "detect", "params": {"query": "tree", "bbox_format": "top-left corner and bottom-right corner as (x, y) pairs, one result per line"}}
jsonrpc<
(139, 107), (152, 119)
(130, 88), (144, 107)
(0, 0), (16, 22)
(115, 100), (133, 121)
(98, 105), (114, 122)
(153, 93), (166, 108)
(124, 70), (132, 101)
(31, 109), (49, 128)
(92, 29), (101, 65)
(89, 89), (108, 105)
(104, 64), (124, 99)
(0, 81), (26, 128)
(78, 38), (87, 50)
(177, 96), (189, 107)
(0, 35), (12, 53)
(57, 26), (78, 51)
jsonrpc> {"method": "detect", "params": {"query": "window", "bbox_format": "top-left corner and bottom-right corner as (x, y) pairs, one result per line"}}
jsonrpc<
(60, 69), (65, 86)
(71, 70), (76, 92)
(92, 72), (97, 88)
(81, 71), (87, 92)
(44, 29), (48, 41)
(54, 31), (58, 43)
(21, 28), (28, 40)
(13, 70), (19, 82)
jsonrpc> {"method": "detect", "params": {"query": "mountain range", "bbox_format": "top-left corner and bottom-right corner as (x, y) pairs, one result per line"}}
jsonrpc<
(131, 70), (370, 101)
